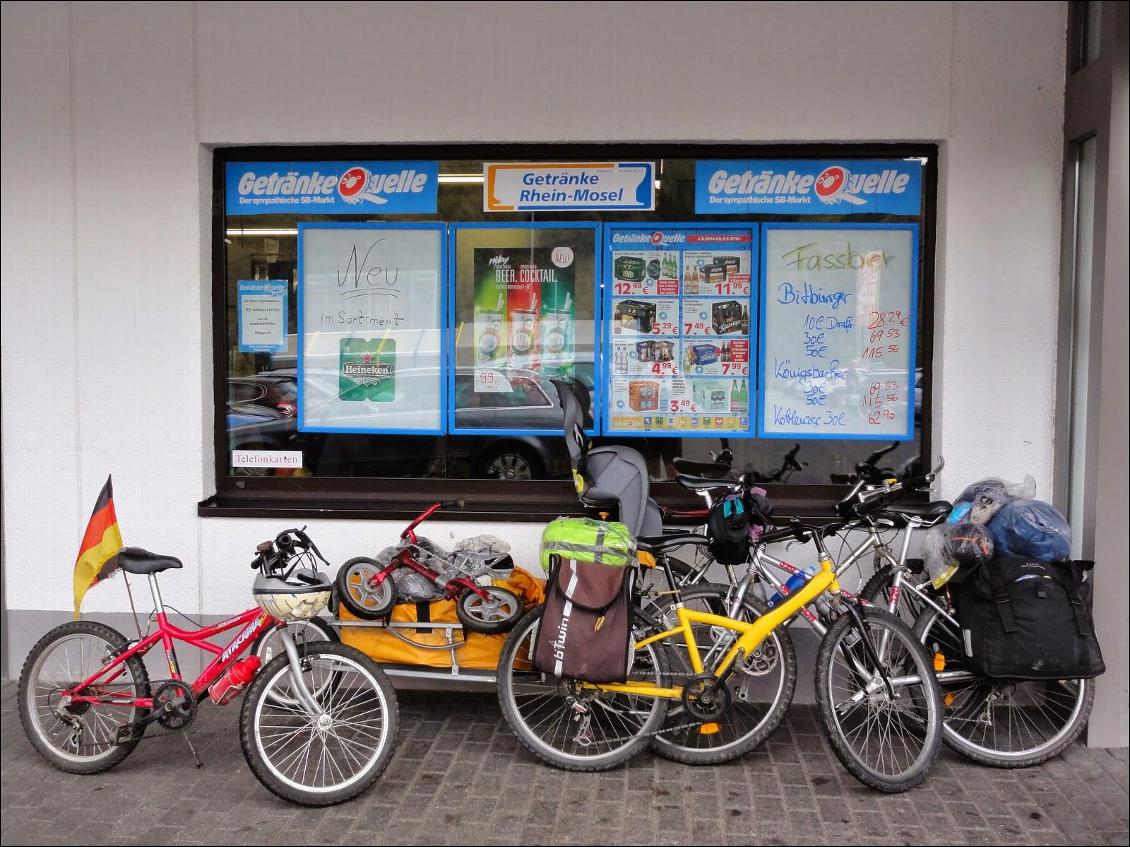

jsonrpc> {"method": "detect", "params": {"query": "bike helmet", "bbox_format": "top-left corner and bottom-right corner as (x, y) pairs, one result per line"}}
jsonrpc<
(252, 568), (332, 622)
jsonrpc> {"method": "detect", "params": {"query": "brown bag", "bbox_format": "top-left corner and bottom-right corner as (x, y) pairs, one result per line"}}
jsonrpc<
(534, 554), (634, 683)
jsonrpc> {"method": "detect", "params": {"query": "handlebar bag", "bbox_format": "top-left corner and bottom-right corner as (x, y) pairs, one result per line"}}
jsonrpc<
(539, 517), (635, 573)
(533, 552), (634, 684)
(707, 494), (752, 565)
(950, 556), (1105, 679)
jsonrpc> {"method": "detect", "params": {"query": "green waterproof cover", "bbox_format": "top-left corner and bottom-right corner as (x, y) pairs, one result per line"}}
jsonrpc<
(539, 517), (635, 573)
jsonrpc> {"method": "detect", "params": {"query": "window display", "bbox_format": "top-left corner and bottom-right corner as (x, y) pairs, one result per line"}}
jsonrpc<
(759, 224), (918, 439)
(212, 147), (933, 511)
(604, 226), (755, 437)
(450, 223), (600, 435)
(298, 223), (445, 434)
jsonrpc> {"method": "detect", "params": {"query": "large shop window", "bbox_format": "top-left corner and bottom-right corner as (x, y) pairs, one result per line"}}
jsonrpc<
(205, 145), (936, 520)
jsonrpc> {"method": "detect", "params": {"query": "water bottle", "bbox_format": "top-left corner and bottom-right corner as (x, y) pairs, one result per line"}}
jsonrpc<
(208, 655), (262, 705)
(766, 568), (814, 608)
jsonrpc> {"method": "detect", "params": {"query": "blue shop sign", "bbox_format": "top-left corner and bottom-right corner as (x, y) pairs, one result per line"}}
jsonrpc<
(226, 161), (438, 215)
(696, 159), (923, 216)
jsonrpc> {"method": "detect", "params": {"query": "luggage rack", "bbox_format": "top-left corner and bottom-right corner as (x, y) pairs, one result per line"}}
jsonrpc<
(327, 616), (497, 684)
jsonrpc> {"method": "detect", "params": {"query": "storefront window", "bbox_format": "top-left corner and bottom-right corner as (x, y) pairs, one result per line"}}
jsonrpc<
(210, 146), (935, 517)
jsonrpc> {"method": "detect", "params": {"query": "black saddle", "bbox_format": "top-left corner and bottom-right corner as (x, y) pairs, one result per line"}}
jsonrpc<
(880, 501), (953, 525)
(117, 547), (183, 575)
(676, 474), (739, 493)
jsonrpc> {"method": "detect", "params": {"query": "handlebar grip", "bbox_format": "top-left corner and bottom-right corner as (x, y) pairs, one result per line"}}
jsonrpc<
(441, 498), (465, 510)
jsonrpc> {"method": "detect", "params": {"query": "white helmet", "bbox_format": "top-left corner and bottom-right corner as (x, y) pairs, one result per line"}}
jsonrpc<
(253, 569), (331, 622)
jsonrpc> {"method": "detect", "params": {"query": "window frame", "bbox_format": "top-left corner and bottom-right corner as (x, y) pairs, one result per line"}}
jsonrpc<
(203, 142), (938, 522)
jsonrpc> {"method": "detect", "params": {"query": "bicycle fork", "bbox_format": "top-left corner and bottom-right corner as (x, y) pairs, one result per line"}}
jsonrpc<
(278, 630), (326, 718)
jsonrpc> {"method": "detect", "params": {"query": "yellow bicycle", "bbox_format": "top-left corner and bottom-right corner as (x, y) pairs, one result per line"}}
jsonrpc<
(497, 523), (944, 792)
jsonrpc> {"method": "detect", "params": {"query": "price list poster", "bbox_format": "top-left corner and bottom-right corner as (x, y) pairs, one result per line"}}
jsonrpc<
(604, 225), (757, 437)
(759, 224), (919, 440)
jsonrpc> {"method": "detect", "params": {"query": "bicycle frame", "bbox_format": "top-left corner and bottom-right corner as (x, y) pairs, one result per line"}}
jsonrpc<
(593, 554), (840, 700)
(65, 573), (281, 708)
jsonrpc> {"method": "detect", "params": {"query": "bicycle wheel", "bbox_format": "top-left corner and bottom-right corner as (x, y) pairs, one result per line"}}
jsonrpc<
(18, 620), (151, 774)
(815, 607), (943, 792)
(497, 606), (670, 772)
(240, 641), (399, 806)
(456, 586), (523, 634)
(913, 606), (1094, 767)
(860, 564), (935, 625)
(649, 584), (797, 765)
(335, 557), (396, 620)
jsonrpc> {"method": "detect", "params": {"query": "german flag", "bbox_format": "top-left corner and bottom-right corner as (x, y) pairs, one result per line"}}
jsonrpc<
(73, 475), (124, 619)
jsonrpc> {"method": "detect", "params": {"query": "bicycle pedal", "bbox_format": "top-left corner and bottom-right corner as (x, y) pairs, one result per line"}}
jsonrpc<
(114, 723), (143, 745)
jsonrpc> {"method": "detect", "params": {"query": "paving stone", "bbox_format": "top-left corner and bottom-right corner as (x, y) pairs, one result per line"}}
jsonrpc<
(1, 682), (1126, 846)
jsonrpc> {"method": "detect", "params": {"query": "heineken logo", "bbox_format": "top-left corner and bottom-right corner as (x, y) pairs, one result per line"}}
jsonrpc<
(343, 362), (392, 378)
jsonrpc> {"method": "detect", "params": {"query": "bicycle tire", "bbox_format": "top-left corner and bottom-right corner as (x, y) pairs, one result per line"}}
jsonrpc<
(334, 556), (396, 620)
(240, 641), (399, 806)
(18, 620), (151, 774)
(913, 606), (1095, 768)
(497, 605), (670, 772)
(815, 607), (943, 793)
(455, 586), (523, 634)
(649, 584), (797, 765)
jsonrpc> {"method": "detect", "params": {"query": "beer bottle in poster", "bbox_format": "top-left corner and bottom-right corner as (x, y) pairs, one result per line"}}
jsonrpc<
(741, 305), (750, 335)
(730, 380), (740, 414)
(739, 379), (748, 410)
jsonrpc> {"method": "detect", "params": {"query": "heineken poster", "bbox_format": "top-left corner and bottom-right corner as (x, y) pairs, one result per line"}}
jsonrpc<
(297, 223), (444, 433)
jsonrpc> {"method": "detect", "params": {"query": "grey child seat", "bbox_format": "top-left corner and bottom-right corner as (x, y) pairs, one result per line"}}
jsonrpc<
(553, 381), (663, 538)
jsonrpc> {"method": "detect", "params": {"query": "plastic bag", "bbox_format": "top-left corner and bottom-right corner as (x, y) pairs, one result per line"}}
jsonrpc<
(988, 499), (1071, 562)
(923, 524), (960, 589)
(454, 534), (512, 555)
(951, 475), (1038, 527)
(923, 521), (994, 589)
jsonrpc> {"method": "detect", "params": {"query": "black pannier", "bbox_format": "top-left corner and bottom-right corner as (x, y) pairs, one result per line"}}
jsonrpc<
(950, 557), (1105, 680)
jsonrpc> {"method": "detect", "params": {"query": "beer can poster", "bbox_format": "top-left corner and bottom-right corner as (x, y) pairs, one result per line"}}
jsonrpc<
(605, 225), (757, 437)
(297, 223), (444, 434)
(472, 246), (576, 394)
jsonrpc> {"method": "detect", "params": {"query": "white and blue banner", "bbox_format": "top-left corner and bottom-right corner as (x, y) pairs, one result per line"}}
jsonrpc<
(485, 162), (655, 212)
(696, 160), (923, 216)
(226, 161), (439, 215)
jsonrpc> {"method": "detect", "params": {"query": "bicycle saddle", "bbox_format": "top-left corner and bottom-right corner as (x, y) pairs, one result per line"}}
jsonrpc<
(880, 501), (952, 523)
(117, 547), (184, 575)
(676, 473), (738, 493)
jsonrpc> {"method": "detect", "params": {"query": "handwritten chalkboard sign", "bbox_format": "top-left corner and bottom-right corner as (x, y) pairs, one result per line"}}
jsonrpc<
(298, 223), (445, 434)
(758, 224), (918, 440)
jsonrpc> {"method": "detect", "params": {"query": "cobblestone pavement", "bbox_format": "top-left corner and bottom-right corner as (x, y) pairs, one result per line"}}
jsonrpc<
(2, 681), (1126, 846)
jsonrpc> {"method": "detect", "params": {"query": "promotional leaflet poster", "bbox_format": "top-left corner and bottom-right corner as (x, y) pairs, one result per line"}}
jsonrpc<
(759, 224), (918, 439)
(298, 224), (444, 433)
(472, 247), (576, 393)
(605, 227), (756, 436)
(237, 279), (288, 353)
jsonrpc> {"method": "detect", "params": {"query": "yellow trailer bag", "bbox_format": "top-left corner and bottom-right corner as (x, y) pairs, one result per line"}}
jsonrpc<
(338, 567), (544, 670)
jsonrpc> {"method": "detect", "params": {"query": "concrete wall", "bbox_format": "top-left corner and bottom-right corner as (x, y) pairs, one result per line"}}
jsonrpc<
(4, 0), (1103, 727)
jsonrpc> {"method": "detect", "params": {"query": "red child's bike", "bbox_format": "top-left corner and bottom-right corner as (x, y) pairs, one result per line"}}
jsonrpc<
(18, 528), (399, 806)
(335, 499), (523, 632)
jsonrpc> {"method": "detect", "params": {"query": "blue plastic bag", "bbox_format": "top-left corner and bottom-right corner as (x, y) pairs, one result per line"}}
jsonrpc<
(988, 499), (1071, 562)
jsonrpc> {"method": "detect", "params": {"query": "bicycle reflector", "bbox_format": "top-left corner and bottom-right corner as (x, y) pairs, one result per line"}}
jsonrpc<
(698, 722), (721, 735)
